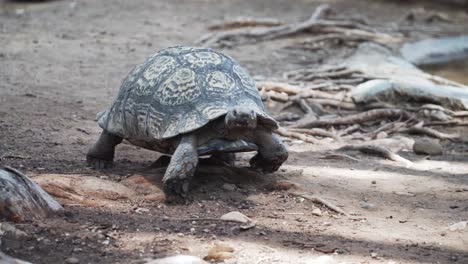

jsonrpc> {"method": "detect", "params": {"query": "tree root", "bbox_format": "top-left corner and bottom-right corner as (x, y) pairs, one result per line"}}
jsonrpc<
(198, 4), (400, 47)
(398, 126), (459, 140)
(272, 112), (302, 122)
(277, 128), (321, 144)
(288, 128), (338, 140)
(285, 67), (361, 82)
(291, 108), (413, 128)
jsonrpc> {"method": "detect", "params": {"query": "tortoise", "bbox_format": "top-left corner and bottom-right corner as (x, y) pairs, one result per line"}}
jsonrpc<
(87, 46), (288, 198)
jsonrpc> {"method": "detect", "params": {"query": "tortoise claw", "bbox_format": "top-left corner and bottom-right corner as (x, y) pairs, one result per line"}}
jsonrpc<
(86, 156), (114, 169)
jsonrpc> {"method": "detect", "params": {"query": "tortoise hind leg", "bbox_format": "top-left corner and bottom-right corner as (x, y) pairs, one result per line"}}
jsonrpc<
(86, 130), (123, 169)
(162, 134), (198, 200)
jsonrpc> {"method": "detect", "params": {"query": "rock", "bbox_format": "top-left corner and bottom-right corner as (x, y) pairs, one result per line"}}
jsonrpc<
(360, 202), (377, 210)
(222, 183), (237, 191)
(448, 221), (467, 232)
(34, 174), (137, 206)
(312, 208), (323, 216)
(220, 211), (256, 230)
(220, 211), (251, 223)
(203, 244), (234, 262)
(0, 251), (31, 264)
(394, 191), (416, 197)
(0, 222), (27, 238)
(65, 257), (80, 264)
(0, 166), (63, 222)
(146, 255), (207, 264)
(413, 138), (443, 156)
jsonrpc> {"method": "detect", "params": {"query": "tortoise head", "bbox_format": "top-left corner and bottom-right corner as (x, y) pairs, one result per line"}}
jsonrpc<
(225, 107), (257, 131)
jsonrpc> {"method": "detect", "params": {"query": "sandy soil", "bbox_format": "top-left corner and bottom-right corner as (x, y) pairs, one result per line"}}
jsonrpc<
(0, 0), (467, 263)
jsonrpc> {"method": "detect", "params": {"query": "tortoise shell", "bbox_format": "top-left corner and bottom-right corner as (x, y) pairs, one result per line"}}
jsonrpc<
(97, 46), (277, 143)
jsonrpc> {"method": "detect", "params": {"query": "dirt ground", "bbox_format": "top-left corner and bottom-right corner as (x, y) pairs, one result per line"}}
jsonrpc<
(1, 0), (468, 263)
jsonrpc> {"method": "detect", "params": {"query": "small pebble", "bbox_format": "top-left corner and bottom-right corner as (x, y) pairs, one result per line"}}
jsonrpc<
(312, 208), (322, 216)
(222, 183), (236, 191)
(65, 257), (79, 264)
(361, 202), (377, 210)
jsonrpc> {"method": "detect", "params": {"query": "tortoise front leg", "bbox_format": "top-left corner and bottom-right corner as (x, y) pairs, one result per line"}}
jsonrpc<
(212, 152), (236, 166)
(162, 134), (198, 199)
(250, 130), (288, 173)
(86, 130), (123, 169)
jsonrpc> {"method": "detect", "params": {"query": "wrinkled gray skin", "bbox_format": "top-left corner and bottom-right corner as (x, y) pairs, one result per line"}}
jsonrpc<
(87, 107), (288, 199)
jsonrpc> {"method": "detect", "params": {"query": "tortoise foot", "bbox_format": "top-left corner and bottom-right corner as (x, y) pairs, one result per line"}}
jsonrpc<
(86, 155), (114, 169)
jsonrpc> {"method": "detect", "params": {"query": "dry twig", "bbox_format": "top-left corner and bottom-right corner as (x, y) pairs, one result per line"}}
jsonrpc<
(208, 17), (283, 31)
(289, 192), (349, 216)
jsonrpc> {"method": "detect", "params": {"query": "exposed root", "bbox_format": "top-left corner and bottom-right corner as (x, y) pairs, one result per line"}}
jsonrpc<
(399, 125), (459, 140)
(338, 124), (361, 136)
(309, 98), (356, 110)
(288, 128), (338, 139)
(285, 67), (361, 82)
(291, 109), (413, 128)
(273, 112), (302, 122)
(256, 81), (302, 95)
(277, 127), (321, 144)
(289, 192), (349, 216)
(198, 4), (400, 47)
(425, 120), (468, 126)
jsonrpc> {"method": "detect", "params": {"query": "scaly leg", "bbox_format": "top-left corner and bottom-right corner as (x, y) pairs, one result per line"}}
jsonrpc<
(86, 130), (123, 169)
(212, 152), (236, 166)
(162, 134), (198, 199)
(250, 130), (288, 173)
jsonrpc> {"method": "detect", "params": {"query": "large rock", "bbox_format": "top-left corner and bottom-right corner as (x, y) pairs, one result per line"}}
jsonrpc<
(413, 138), (443, 155)
(0, 166), (63, 222)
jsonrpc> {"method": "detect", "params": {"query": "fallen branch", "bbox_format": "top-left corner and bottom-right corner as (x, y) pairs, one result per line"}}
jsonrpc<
(338, 145), (412, 166)
(318, 152), (360, 162)
(208, 17), (283, 31)
(289, 192), (349, 216)
(291, 108), (413, 128)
